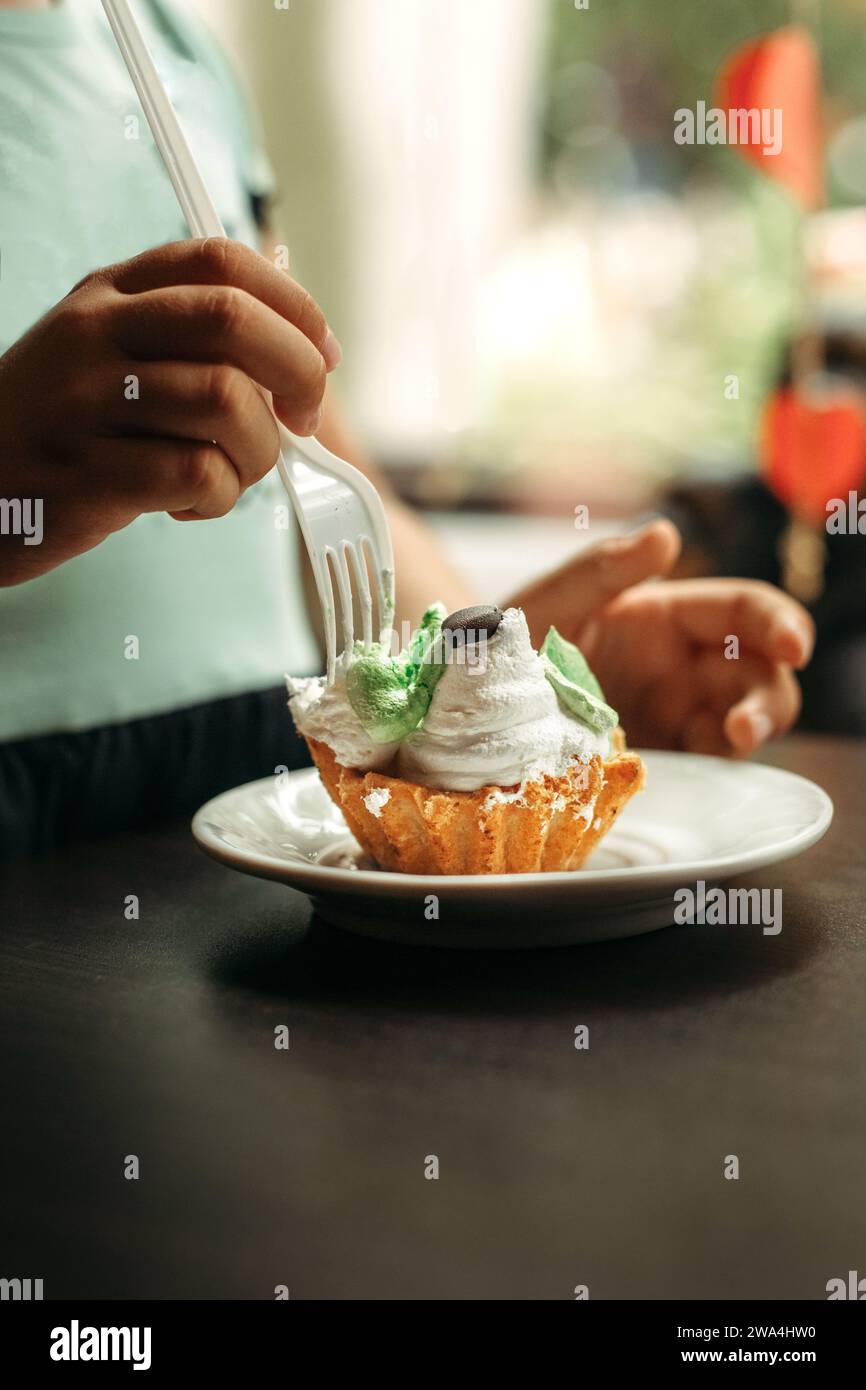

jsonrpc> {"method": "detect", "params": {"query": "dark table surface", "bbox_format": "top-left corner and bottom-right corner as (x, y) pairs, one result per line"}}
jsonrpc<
(0, 734), (863, 1301)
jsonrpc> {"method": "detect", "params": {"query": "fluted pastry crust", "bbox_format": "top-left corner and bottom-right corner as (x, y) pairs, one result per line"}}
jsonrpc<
(307, 736), (645, 875)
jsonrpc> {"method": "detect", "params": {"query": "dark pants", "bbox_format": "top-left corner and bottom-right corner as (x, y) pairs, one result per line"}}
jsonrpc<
(0, 686), (311, 863)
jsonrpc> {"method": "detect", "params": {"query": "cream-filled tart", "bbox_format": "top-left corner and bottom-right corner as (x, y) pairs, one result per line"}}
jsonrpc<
(287, 604), (644, 875)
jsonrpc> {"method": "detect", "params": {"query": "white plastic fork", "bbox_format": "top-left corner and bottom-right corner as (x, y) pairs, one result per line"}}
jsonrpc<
(101, 0), (395, 682)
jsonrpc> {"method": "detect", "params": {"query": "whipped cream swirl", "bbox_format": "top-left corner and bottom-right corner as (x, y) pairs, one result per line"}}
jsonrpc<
(287, 662), (400, 771)
(397, 608), (608, 790)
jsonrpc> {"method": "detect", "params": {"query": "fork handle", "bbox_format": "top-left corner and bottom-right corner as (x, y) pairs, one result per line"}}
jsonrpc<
(102, 1), (224, 240)
(103, 4), (323, 541)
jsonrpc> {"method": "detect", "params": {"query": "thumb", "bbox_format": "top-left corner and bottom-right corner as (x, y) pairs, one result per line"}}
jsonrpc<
(509, 520), (681, 643)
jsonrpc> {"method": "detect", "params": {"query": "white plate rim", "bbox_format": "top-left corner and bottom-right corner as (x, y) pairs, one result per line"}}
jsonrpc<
(191, 752), (834, 895)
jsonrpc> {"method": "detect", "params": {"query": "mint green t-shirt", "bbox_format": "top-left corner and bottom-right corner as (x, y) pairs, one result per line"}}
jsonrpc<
(0, 0), (320, 741)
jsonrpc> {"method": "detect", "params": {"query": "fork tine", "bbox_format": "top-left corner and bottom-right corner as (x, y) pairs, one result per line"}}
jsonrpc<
(333, 547), (355, 657)
(274, 428), (395, 675)
(368, 539), (395, 644)
(314, 552), (337, 683)
(346, 542), (372, 650)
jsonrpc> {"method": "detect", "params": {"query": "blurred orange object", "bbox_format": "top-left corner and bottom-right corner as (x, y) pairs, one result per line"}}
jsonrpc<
(761, 384), (866, 524)
(715, 25), (823, 210)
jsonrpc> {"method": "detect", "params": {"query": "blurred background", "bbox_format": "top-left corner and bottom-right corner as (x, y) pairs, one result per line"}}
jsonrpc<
(188, 0), (866, 730)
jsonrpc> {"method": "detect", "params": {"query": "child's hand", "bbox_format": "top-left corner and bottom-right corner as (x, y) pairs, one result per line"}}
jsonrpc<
(0, 238), (340, 585)
(510, 521), (815, 756)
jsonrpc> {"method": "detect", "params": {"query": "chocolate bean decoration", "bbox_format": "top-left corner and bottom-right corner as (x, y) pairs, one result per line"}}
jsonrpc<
(441, 606), (503, 640)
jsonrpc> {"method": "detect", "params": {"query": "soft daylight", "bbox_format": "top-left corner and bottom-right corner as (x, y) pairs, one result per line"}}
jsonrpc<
(0, 0), (863, 1354)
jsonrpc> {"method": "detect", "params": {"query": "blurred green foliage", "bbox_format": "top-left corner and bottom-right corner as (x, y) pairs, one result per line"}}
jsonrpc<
(540, 0), (866, 202)
(456, 0), (866, 499)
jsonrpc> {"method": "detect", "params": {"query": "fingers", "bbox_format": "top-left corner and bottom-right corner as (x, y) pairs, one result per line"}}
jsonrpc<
(110, 284), (327, 434)
(570, 521), (683, 614)
(106, 238), (341, 369)
(678, 653), (801, 756)
(637, 646), (802, 756)
(724, 665), (802, 754)
(682, 708), (732, 757)
(511, 519), (682, 640)
(671, 579), (815, 670)
(96, 361), (280, 490)
(83, 437), (241, 522)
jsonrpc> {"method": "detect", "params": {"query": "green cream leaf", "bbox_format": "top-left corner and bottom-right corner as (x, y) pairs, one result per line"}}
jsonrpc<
(541, 626), (618, 734)
(346, 604), (447, 742)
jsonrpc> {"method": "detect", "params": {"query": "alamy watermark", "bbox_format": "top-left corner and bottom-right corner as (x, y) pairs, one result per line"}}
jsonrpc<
(381, 622), (491, 672)
(826, 491), (866, 535)
(674, 101), (782, 157)
(50, 1322), (151, 1371)
(1, 1276), (43, 1300)
(827, 1269), (866, 1299)
(0, 497), (43, 545)
(674, 880), (782, 936)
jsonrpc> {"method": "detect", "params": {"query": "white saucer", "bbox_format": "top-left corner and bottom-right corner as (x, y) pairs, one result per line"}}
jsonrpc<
(191, 752), (833, 949)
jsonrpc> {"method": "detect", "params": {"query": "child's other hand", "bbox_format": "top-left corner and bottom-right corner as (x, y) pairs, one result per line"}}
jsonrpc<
(0, 238), (340, 584)
(509, 521), (815, 756)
